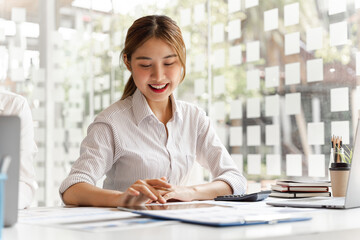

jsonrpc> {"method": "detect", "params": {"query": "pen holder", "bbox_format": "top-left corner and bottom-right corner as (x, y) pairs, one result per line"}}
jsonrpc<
(329, 163), (350, 197)
(0, 174), (7, 240)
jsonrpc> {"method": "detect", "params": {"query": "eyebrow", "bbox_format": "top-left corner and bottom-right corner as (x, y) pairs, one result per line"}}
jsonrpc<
(135, 54), (177, 60)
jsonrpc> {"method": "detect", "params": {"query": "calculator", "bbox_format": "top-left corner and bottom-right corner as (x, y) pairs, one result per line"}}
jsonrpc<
(214, 190), (271, 202)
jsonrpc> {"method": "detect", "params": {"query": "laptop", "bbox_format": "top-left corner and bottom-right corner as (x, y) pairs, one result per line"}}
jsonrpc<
(267, 118), (360, 209)
(0, 116), (20, 226)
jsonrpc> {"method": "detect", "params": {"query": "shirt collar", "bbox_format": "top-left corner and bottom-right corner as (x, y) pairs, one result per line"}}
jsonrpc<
(131, 88), (183, 126)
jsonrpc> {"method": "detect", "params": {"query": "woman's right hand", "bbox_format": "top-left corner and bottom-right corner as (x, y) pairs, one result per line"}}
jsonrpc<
(118, 178), (172, 206)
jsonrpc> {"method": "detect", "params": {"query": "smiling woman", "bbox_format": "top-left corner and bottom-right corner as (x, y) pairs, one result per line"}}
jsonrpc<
(59, 15), (247, 208)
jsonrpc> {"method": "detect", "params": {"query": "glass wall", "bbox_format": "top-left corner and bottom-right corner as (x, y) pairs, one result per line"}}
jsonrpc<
(0, 0), (359, 206)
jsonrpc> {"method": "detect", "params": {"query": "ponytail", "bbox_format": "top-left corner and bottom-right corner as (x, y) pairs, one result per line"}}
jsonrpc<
(121, 75), (137, 100)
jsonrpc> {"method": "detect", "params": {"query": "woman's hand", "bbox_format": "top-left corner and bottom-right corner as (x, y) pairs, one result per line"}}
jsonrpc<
(118, 178), (172, 206)
(160, 185), (196, 202)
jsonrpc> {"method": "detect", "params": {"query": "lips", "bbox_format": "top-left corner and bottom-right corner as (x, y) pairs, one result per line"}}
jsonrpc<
(149, 83), (169, 93)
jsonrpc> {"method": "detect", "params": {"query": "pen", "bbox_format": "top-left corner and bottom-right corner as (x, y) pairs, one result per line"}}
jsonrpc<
(1, 156), (11, 174)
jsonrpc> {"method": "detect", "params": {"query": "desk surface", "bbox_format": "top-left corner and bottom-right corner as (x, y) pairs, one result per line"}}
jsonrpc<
(4, 201), (360, 240)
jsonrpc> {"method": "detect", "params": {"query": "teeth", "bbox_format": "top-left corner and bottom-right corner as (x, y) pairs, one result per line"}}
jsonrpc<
(150, 84), (167, 89)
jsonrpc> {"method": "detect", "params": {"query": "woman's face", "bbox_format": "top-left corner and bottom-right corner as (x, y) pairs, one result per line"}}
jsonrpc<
(125, 37), (182, 106)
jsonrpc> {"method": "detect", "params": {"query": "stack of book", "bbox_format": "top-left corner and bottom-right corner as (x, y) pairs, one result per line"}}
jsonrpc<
(270, 179), (332, 198)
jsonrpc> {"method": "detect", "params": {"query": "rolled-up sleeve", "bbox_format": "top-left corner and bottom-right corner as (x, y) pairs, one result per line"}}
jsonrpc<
(195, 111), (247, 195)
(59, 118), (117, 196)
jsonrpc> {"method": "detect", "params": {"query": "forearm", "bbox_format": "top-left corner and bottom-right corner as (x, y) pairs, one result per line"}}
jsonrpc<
(62, 182), (122, 207)
(190, 180), (232, 201)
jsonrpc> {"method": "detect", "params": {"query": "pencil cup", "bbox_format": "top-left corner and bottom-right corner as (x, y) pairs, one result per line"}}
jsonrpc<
(0, 174), (7, 240)
(329, 163), (350, 197)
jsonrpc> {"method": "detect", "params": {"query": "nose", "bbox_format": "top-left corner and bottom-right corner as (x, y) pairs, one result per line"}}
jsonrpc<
(151, 64), (165, 82)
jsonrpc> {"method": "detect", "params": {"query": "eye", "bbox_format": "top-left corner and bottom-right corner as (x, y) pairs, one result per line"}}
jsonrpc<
(164, 62), (174, 66)
(140, 64), (151, 68)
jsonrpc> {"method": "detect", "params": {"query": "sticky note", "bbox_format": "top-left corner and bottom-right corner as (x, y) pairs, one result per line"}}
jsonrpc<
(286, 154), (302, 176)
(180, 8), (191, 27)
(357, 52), (360, 76)
(230, 99), (243, 119)
(231, 154), (243, 173)
(331, 121), (350, 144)
(247, 69), (260, 90)
(265, 95), (279, 117)
(307, 59), (323, 82)
(284, 3), (299, 26)
(264, 8), (278, 31)
(330, 21), (348, 46)
(194, 78), (205, 97)
(245, 0), (258, 9)
(213, 75), (226, 95)
(229, 45), (242, 65)
(228, 19), (241, 41)
(212, 23), (225, 43)
(246, 98), (261, 118)
(103, 94), (111, 107)
(285, 93), (301, 115)
(11, 68), (25, 82)
(247, 125), (261, 146)
(265, 124), (280, 146)
(306, 27), (323, 51)
(194, 54), (205, 72)
(285, 62), (300, 85)
(265, 66), (279, 88)
(246, 41), (260, 62)
(183, 31), (191, 49)
(285, 32), (300, 55)
(194, 4), (205, 23)
(32, 108), (45, 121)
(331, 87), (349, 112)
(266, 154), (281, 175)
(247, 154), (261, 175)
(214, 101), (226, 121)
(11, 8), (26, 23)
(328, 0), (346, 15)
(228, 0), (241, 13)
(94, 96), (101, 111)
(230, 126), (243, 146)
(308, 154), (325, 177)
(247, 182), (262, 193)
(213, 49), (225, 69)
(307, 122), (325, 145)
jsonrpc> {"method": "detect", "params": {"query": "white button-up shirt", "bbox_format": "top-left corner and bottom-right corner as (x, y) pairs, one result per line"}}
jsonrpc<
(0, 91), (38, 209)
(60, 89), (246, 196)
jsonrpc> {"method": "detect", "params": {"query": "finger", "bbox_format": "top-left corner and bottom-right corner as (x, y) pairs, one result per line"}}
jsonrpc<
(141, 184), (167, 204)
(163, 192), (175, 201)
(127, 187), (140, 196)
(146, 179), (172, 188)
(133, 184), (158, 201)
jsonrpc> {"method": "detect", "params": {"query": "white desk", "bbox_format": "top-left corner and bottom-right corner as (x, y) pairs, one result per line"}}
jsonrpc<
(4, 203), (360, 240)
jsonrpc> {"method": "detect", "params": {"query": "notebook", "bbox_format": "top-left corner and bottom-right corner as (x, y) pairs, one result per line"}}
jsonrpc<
(0, 116), (20, 226)
(267, 118), (360, 209)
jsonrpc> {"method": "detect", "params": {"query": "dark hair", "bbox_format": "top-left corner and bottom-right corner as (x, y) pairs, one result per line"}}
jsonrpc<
(120, 15), (186, 100)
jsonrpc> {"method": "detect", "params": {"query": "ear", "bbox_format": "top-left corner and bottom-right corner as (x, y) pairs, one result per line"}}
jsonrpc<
(123, 54), (132, 71)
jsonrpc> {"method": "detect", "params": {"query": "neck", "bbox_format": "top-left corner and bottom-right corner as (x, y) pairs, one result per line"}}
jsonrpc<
(146, 96), (173, 125)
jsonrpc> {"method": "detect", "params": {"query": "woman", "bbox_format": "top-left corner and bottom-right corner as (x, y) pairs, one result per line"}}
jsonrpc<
(60, 15), (246, 207)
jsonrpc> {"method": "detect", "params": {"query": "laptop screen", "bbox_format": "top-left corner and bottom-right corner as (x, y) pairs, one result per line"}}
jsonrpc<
(0, 116), (20, 227)
(345, 119), (360, 208)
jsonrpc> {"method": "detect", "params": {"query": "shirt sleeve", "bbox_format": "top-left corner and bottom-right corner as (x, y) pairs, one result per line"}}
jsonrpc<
(195, 110), (247, 195)
(18, 98), (38, 209)
(59, 118), (117, 197)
